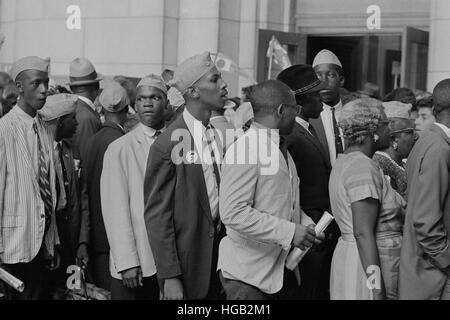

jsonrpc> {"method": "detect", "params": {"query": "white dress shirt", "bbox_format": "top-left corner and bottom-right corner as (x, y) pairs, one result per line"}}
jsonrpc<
(295, 116), (312, 134)
(435, 122), (450, 139)
(183, 109), (221, 219)
(320, 100), (345, 166)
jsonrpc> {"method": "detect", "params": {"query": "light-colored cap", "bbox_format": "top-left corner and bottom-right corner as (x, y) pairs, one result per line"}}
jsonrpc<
(39, 93), (78, 121)
(312, 49), (342, 69)
(11, 56), (50, 82)
(99, 81), (130, 113)
(382, 101), (412, 119)
(67, 57), (102, 86)
(137, 74), (168, 95)
(167, 87), (185, 107)
(168, 51), (217, 94)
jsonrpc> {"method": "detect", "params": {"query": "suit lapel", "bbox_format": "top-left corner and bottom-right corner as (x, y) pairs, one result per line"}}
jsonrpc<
(179, 117), (214, 225)
(296, 123), (332, 170)
(310, 116), (330, 162)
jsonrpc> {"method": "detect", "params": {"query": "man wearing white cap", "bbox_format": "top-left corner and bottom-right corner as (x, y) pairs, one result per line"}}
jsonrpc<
(83, 82), (129, 291)
(68, 57), (102, 161)
(0, 56), (60, 299)
(144, 52), (228, 300)
(101, 75), (169, 300)
(39, 93), (89, 297)
(310, 49), (346, 166)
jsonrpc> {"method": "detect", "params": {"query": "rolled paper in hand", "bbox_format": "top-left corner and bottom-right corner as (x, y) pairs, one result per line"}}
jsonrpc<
(286, 211), (334, 271)
(0, 267), (25, 292)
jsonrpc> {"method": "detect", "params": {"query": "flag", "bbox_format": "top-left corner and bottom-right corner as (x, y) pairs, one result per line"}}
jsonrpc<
(211, 53), (256, 83)
(266, 36), (292, 69)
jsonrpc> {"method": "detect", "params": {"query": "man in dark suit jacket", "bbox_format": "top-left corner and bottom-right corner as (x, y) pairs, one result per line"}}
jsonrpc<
(83, 83), (130, 290)
(144, 52), (228, 300)
(278, 65), (339, 300)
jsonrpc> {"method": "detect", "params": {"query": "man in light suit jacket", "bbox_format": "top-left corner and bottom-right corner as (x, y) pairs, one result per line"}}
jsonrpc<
(0, 57), (60, 300)
(218, 80), (323, 300)
(144, 52), (228, 300)
(101, 75), (169, 300)
(399, 79), (450, 300)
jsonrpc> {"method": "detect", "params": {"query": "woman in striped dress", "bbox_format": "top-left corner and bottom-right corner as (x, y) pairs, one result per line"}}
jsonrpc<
(329, 98), (406, 300)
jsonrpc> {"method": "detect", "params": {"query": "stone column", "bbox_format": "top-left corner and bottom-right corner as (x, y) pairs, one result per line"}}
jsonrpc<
(427, 0), (450, 90)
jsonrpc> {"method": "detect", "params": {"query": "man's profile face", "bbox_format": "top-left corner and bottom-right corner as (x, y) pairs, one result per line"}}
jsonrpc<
(300, 91), (323, 119)
(16, 70), (49, 110)
(193, 68), (228, 111)
(415, 107), (436, 132)
(314, 64), (342, 106)
(135, 86), (167, 128)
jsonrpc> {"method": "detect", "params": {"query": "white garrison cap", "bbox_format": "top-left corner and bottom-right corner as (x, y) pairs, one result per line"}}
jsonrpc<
(382, 101), (412, 119)
(137, 74), (167, 95)
(312, 49), (342, 69)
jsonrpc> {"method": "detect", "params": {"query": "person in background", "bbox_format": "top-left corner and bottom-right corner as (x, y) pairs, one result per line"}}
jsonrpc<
(68, 58), (102, 161)
(329, 98), (406, 300)
(415, 96), (436, 133)
(38, 93), (86, 299)
(358, 82), (381, 100)
(1, 82), (19, 117)
(399, 79), (450, 300)
(373, 101), (419, 199)
(101, 75), (169, 300)
(114, 76), (140, 132)
(310, 49), (346, 166)
(0, 72), (13, 118)
(83, 82), (129, 290)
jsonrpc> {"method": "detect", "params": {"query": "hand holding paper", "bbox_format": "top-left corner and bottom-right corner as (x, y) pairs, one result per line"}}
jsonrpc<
(0, 267), (24, 292)
(286, 212), (334, 271)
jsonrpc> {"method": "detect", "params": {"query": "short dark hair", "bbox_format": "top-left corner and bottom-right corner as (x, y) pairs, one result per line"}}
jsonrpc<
(433, 79), (450, 115)
(416, 96), (433, 110)
(248, 80), (295, 115)
(384, 88), (416, 107)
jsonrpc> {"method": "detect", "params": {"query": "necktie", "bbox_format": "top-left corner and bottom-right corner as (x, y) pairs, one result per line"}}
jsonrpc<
(206, 125), (221, 189)
(33, 121), (52, 232)
(308, 123), (317, 138)
(331, 107), (344, 155)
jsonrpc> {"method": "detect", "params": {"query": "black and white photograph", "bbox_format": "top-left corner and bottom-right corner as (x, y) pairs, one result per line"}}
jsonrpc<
(0, 0), (449, 311)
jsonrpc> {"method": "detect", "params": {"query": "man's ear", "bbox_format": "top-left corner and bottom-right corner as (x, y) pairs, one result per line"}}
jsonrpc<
(187, 87), (200, 99)
(15, 80), (24, 95)
(339, 76), (345, 88)
(276, 104), (284, 119)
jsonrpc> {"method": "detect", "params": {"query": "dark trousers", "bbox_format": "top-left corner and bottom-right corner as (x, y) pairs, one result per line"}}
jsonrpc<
(92, 252), (110, 291)
(2, 250), (46, 300)
(111, 275), (159, 300)
(298, 211), (339, 300)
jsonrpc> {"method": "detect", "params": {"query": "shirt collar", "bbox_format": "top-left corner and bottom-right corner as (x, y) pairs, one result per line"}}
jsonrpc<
(435, 122), (450, 139)
(295, 117), (310, 131)
(183, 107), (208, 140)
(322, 100), (343, 111)
(140, 122), (165, 138)
(12, 105), (36, 127)
(78, 96), (97, 112)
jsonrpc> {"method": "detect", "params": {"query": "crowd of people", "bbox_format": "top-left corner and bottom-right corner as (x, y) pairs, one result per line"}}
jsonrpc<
(0, 48), (449, 300)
